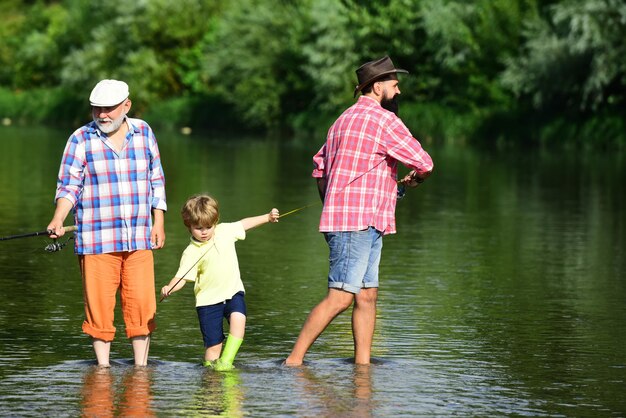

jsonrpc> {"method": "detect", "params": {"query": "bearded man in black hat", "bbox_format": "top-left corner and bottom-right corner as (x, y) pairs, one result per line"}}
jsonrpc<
(285, 56), (434, 365)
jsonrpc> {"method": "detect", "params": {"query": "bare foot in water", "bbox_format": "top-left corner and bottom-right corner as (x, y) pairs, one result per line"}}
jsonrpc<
(283, 357), (302, 366)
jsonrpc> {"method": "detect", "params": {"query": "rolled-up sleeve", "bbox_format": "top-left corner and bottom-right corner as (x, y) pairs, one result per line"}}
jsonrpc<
(312, 144), (326, 178)
(385, 118), (434, 176)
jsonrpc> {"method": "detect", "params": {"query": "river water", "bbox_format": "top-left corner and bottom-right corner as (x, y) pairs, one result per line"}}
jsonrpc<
(0, 125), (624, 416)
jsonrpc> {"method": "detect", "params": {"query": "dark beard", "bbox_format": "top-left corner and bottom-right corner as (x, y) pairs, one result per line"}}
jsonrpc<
(381, 95), (399, 115)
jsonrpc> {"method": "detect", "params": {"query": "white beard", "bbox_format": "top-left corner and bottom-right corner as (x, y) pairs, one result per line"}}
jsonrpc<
(95, 113), (126, 134)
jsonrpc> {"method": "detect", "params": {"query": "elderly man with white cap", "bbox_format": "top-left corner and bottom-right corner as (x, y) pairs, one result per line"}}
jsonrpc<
(47, 79), (167, 367)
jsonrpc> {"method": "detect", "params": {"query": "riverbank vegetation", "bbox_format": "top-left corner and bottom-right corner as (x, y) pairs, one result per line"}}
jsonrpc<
(0, 0), (624, 148)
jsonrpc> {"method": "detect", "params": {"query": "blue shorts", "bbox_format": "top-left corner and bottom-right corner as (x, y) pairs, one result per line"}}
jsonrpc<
(324, 227), (383, 294)
(196, 291), (246, 347)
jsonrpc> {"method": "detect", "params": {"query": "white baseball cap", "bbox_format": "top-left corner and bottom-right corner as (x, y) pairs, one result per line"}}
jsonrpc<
(89, 79), (129, 107)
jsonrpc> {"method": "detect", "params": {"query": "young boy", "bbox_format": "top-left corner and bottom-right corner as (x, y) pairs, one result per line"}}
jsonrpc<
(161, 194), (279, 370)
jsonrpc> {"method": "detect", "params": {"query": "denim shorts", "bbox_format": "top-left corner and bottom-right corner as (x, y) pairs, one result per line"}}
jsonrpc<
(324, 227), (383, 294)
(196, 291), (246, 347)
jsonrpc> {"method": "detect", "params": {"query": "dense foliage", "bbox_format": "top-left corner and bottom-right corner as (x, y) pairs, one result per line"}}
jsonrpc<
(0, 0), (624, 147)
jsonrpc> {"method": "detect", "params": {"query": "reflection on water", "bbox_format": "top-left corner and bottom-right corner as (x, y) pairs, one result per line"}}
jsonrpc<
(290, 362), (375, 418)
(186, 370), (244, 417)
(81, 367), (115, 418)
(81, 365), (155, 417)
(0, 354), (624, 416)
(0, 127), (625, 416)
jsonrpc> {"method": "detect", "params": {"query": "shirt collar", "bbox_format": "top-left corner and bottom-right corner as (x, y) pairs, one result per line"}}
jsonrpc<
(189, 236), (213, 248)
(357, 95), (381, 107)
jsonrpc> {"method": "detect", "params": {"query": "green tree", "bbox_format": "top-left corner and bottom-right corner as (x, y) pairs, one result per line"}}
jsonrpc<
(60, 0), (221, 111)
(201, 0), (311, 129)
(3, 2), (71, 89)
(501, 0), (626, 112)
(0, 1), (26, 86)
(1, 0), (625, 147)
(418, 0), (538, 111)
(299, 0), (358, 116)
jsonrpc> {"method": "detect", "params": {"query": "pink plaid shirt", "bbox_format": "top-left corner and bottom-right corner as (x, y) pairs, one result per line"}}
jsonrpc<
(55, 118), (167, 254)
(312, 96), (433, 235)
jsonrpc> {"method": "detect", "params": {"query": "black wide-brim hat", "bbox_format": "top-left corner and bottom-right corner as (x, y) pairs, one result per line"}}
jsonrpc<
(353, 56), (409, 98)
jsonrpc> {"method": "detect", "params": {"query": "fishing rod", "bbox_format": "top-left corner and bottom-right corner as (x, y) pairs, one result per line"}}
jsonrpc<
(44, 235), (75, 253)
(162, 203), (297, 302)
(161, 202), (309, 302)
(0, 225), (78, 253)
(278, 175), (416, 219)
(160, 241), (216, 302)
(0, 225), (78, 241)
(161, 172), (420, 301)
(278, 202), (320, 218)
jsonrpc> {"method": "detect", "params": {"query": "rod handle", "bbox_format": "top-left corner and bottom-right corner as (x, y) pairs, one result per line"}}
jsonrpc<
(46, 225), (78, 235)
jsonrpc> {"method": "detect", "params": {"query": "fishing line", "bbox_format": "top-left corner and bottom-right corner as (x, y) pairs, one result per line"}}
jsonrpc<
(160, 241), (217, 302)
(162, 201), (317, 300)
(278, 202), (320, 218)
(278, 141), (421, 219)
(161, 166), (416, 301)
(278, 175), (412, 219)
(277, 162), (386, 220)
(161, 201), (314, 303)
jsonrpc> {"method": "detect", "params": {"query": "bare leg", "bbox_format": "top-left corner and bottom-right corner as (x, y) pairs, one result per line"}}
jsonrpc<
(131, 335), (150, 366)
(285, 289), (354, 366)
(204, 313), (246, 364)
(228, 312), (246, 339)
(205, 343), (223, 362)
(93, 338), (111, 367)
(352, 288), (378, 364)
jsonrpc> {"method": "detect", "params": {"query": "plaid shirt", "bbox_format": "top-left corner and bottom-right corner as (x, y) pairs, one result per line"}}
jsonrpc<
(312, 96), (433, 235)
(55, 118), (167, 254)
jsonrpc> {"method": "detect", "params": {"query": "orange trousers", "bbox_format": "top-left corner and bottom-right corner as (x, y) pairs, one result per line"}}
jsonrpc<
(79, 250), (156, 341)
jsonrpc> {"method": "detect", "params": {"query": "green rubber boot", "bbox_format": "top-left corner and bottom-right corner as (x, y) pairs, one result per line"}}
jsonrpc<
(214, 334), (243, 371)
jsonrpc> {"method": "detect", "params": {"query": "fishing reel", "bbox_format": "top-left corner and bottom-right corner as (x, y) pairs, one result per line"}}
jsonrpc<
(397, 184), (406, 200)
(397, 173), (425, 200)
(44, 236), (74, 253)
(0, 225), (77, 252)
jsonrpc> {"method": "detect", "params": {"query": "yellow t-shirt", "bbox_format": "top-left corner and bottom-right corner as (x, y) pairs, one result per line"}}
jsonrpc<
(175, 222), (246, 306)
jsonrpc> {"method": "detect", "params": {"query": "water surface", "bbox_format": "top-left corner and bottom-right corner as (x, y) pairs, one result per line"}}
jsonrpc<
(0, 126), (625, 416)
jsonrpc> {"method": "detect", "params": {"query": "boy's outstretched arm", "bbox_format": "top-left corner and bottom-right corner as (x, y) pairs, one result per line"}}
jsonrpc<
(240, 208), (279, 231)
(161, 277), (187, 300)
